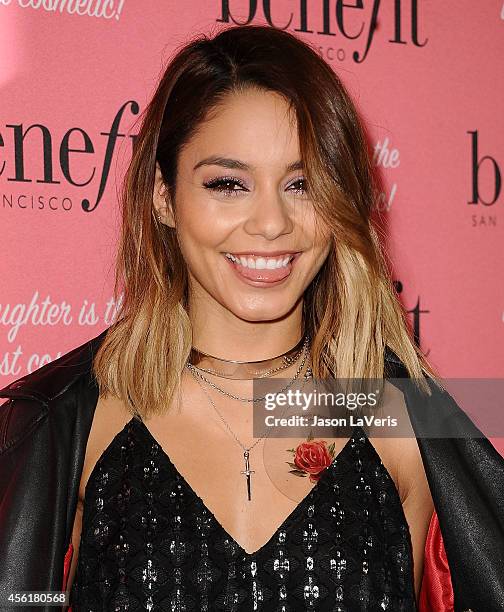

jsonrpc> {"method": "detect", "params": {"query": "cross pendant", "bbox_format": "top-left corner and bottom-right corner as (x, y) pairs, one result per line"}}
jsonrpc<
(240, 450), (255, 501)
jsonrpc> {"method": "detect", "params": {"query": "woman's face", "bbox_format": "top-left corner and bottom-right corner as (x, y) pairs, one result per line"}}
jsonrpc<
(154, 88), (332, 323)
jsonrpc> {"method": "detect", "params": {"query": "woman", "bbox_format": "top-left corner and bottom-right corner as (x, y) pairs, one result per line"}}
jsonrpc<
(1, 24), (503, 612)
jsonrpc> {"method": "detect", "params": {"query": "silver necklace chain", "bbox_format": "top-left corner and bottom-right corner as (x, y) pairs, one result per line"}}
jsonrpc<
(185, 334), (311, 403)
(188, 356), (313, 455)
(187, 348), (313, 501)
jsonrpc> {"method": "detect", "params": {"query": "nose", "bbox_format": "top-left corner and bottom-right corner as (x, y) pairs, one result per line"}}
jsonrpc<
(242, 189), (295, 240)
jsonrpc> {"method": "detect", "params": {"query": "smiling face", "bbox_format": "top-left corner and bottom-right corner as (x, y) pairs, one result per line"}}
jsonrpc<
(153, 87), (332, 325)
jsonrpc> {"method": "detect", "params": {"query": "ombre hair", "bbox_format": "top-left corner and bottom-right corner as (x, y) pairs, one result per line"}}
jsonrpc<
(93, 24), (440, 418)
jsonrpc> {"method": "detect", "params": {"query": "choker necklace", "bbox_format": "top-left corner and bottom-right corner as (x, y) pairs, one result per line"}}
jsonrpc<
(187, 333), (308, 380)
(186, 334), (311, 403)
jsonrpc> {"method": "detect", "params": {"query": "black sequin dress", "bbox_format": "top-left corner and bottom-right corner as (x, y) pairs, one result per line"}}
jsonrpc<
(70, 417), (417, 611)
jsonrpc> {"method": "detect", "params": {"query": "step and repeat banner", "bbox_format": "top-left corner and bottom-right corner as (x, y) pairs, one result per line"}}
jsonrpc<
(1, 2), (503, 438)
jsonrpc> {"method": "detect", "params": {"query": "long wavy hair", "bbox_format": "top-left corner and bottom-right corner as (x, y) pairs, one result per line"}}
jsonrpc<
(93, 24), (440, 418)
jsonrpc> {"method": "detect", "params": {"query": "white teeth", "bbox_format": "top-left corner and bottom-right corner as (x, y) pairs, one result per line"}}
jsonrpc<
(224, 253), (294, 269)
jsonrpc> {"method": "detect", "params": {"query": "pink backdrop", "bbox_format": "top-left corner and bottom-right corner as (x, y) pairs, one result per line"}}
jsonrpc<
(1, 2), (503, 443)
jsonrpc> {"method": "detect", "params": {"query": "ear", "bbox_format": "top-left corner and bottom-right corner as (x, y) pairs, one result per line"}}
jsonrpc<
(152, 161), (176, 228)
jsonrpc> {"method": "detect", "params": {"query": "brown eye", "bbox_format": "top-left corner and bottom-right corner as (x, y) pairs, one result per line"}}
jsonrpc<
(288, 178), (308, 195)
(203, 177), (247, 197)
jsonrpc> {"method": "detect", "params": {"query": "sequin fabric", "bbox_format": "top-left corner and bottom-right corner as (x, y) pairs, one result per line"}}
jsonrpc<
(70, 418), (416, 611)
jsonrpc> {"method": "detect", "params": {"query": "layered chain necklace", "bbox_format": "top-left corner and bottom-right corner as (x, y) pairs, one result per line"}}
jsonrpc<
(185, 334), (313, 501)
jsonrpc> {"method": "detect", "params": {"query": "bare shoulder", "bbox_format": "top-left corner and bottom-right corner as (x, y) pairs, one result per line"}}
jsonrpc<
(78, 393), (132, 503)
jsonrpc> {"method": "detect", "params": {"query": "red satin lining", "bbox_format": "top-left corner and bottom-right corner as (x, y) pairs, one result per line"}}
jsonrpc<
(419, 511), (454, 611)
(62, 542), (73, 611)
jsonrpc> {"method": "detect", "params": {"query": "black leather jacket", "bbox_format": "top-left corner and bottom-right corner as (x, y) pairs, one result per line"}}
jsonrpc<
(0, 328), (503, 611)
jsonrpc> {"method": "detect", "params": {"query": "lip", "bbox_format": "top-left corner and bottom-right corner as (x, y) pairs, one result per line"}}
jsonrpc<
(224, 250), (301, 257)
(223, 252), (302, 287)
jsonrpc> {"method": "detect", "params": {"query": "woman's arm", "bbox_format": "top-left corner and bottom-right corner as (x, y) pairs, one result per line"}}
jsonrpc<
(395, 434), (435, 600)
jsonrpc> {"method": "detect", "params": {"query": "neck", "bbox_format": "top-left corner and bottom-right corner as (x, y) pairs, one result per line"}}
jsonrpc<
(188, 296), (305, 362)
(187, 296), (307, 379)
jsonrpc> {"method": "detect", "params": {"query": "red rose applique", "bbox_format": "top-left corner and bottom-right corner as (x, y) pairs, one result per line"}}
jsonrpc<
(286, 434), (337, 483)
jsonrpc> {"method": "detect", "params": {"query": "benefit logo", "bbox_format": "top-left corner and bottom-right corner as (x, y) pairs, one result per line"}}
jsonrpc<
(217, 0), (428, 63)
(0, 101), (139, 214)
(468, 130), (501, 228)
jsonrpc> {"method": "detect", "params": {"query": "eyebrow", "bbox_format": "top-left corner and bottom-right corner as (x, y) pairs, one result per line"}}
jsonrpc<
(193, 156), (304, 173)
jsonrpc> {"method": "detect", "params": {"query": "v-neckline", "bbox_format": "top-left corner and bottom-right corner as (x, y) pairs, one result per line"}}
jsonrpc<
(133, 417), (363, 557)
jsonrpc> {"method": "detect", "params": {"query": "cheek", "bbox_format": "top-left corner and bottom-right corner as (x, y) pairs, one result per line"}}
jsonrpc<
(176, 205), (209, 243)
(301, 236), (332, 284)
(306, 220), (332, 262)
(174, 220), (229, 287)
(176, 199), (238, 247)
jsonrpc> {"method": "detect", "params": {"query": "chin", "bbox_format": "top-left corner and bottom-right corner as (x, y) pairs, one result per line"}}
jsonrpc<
(229, 300), (299, 323)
